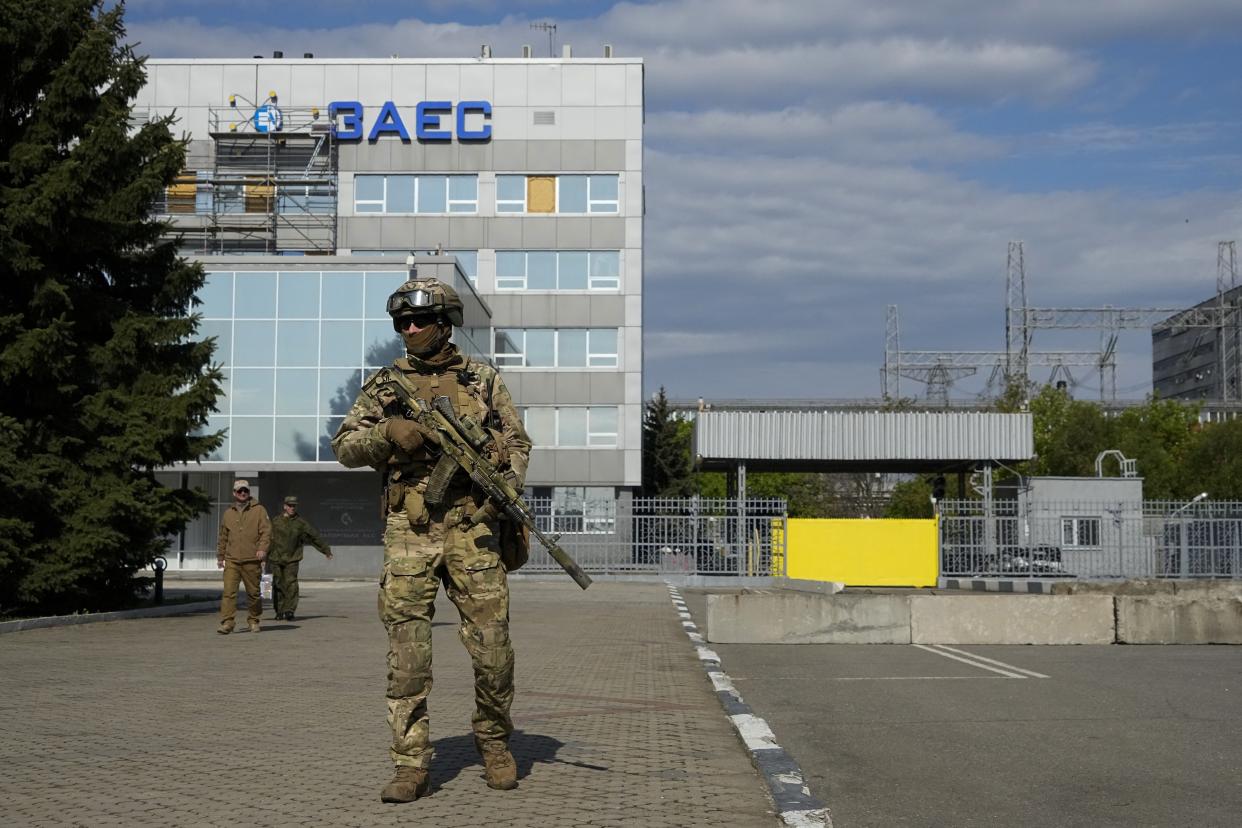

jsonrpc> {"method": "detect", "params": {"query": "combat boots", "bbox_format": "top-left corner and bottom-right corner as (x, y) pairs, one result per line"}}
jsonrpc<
(248, 619), (261, 633)
(479, 740), (518, 790)
(380, 766), (429, 803)
(216, 621), (233, 635)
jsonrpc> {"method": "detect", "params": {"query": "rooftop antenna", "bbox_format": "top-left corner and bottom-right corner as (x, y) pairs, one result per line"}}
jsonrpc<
(530, 21), (557, 57)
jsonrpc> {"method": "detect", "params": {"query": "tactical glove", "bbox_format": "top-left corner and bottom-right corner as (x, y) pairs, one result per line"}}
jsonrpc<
(383, 418), (426, 453)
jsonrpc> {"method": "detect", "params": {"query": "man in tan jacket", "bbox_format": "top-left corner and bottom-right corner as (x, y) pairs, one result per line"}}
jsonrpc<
(216, 479), (272, 634)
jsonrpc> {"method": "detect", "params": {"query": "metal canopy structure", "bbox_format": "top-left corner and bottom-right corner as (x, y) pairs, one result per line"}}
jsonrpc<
(693, 410), (1034, 475)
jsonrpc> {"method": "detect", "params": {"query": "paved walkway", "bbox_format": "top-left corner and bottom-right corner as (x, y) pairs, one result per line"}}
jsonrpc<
(0, 580), (777, 827)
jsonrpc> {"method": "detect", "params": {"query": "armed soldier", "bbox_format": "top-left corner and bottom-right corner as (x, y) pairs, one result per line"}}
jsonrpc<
(267, 495), (333, 621)
(331, 272), (531, 803)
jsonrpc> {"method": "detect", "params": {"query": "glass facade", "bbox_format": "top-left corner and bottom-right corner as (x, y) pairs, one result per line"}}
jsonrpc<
(198, 267), (487, 463)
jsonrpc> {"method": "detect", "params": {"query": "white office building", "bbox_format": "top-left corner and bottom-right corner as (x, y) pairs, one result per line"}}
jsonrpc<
(139, 50), (644, 572)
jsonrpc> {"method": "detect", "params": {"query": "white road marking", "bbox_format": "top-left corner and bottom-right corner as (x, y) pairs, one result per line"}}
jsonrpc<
(913, 644), (1028, 678)
(931, 644), (1051, 679)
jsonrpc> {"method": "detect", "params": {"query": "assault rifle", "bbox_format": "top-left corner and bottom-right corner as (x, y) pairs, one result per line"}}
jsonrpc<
(377, 377), (592, 590)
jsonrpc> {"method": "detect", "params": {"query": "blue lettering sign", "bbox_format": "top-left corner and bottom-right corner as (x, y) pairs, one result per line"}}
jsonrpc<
(368, 100), (410, 141)
(415, 101), (453, 141)
(329, 100), (363, 141)
(456, 100), (492, 141)
(327, 100), (493, 142)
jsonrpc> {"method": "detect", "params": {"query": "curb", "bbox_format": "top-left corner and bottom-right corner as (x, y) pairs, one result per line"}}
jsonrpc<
(666, 582), (831, 827)
(0, 600), (220, 635)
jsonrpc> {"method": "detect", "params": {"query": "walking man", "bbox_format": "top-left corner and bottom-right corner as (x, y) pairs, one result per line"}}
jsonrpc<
(217, 479), (271, 634)
(268, 495), (333, 621)
(332, 271), (531, 802)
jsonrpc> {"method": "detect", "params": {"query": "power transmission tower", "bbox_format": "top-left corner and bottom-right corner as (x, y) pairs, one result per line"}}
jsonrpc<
(530, 22), (557, 57)
(1218, 241), (1239, 400)
(1005, 241), (1240, 401)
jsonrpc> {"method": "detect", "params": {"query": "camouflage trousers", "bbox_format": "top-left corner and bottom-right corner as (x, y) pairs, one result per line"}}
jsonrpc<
(378, 504), (514, 769)
(267, 559), (301, 617)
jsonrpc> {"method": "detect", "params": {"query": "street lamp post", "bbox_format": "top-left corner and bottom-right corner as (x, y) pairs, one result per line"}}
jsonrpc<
(1172, 492), (1209, 578)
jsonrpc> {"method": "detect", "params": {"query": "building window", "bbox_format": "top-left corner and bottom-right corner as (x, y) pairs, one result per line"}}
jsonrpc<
(197, 268), (411, 464)
(520, 406), (619, 448)
(494, 174), (619, 214)
(1061, 517), (1101, 548)
(278, 183), (335, 214)
(354, 175), (477, 214)
(495, 250), (620, 291)
(528, 486), (616, 534)
(494, 329), (618, 368)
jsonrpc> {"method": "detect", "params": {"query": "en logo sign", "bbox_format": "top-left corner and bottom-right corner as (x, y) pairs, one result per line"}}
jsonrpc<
(328, 100), (492, 142)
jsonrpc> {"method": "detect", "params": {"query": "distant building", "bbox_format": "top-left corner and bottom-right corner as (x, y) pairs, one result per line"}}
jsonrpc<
(1151, 284), (1242, 401)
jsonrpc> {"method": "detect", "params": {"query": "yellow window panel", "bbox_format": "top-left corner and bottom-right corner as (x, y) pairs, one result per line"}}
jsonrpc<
(244, 178), (275, 213)
(166, 172), (197, 213)
(527, 176), (555, 213)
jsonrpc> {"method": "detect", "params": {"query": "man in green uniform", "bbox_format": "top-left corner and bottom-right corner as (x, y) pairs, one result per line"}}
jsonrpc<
(331, 273), (531, 803)
(268, 495), (333, 621)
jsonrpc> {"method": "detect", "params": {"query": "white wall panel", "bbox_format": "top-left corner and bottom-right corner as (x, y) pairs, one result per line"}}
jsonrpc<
(561, 65), (595, 106)
(426, 64), (461, 100)
(493, 65), (527, 106)
(154, 64), (189, 107)
(527, 64), (561, 106)
(323, 65), (359, 103)
(357, 64), (394, 103)
(557, 107), (594, 141)
(287, 64), (326, 106)
(459, 64), (494, 99)
(188, 65), (224, 107)
(391, 64), (427, 103)
(625, 64), (644, 107)
(255, 64), (292, 102)
(221, 64), (258, 103)
(595, 65), (626, 106)
(489, 106), (528, 141)
(625, 139), (642, 172)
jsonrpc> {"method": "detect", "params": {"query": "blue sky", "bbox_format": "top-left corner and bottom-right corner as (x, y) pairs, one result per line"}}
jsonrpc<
(126, 0), (1242, 402)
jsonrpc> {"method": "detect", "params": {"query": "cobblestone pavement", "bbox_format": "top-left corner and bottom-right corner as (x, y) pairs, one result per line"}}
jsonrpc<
(0, 580), (777, 827)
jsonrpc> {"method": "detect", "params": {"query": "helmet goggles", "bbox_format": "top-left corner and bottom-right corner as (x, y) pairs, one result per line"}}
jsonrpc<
(386, 288), (438, 316)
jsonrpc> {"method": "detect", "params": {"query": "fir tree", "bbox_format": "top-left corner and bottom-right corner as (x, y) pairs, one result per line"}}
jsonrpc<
(0, 0), (222, 615)
(641, 387), (696, 497)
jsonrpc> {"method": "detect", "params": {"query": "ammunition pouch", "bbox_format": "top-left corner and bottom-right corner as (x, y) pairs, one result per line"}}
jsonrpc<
(405, 484), (430, 527)
(497, 515), (530, 572)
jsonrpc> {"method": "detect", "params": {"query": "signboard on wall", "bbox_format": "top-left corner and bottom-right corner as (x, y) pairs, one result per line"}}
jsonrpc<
(328, 100), (492, 142)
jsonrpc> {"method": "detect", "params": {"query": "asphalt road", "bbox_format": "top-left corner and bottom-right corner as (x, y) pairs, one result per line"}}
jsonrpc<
(683, 589), (1242, 828)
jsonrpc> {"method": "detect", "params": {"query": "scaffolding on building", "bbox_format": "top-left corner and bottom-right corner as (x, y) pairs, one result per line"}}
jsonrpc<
(159, 98), (338, 255)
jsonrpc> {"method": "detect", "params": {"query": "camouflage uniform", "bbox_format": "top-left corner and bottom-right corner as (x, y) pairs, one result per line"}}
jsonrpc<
(332, 333), (530, 773)
(268, 504), (331, 619)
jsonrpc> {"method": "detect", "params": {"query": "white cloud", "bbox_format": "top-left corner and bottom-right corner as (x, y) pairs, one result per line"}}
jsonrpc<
(641, 39), (1094, 107)
(649, 102), (1001, 163)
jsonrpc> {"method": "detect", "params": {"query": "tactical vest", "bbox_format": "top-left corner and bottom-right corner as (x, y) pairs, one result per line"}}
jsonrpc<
(371, 355), (499, 506)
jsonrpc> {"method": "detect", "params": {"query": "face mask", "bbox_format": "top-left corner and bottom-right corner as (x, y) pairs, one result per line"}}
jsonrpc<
(401, 322), (450, 356)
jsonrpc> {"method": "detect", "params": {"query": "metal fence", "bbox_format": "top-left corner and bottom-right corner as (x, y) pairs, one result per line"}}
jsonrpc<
(521, 496), (789, 578)
(939, 499), (1242, 579)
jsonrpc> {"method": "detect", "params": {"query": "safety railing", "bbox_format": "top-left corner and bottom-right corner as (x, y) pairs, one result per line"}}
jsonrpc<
(939, 498), (1242, 579)
(520, 496), (789, 578)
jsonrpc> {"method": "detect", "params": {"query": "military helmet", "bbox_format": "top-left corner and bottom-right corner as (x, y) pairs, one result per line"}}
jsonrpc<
(386, 277), (464, 327)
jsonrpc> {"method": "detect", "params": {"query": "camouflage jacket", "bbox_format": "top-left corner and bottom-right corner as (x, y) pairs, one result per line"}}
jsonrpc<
(330, 345), (531, 491)
(269, 514), (331, 563)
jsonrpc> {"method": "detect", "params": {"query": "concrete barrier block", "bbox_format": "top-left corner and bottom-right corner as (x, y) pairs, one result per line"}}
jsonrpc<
(910, 595), (1115, 645)
(706, 592), (911, 644)
(1116, 596), (1242, 644)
